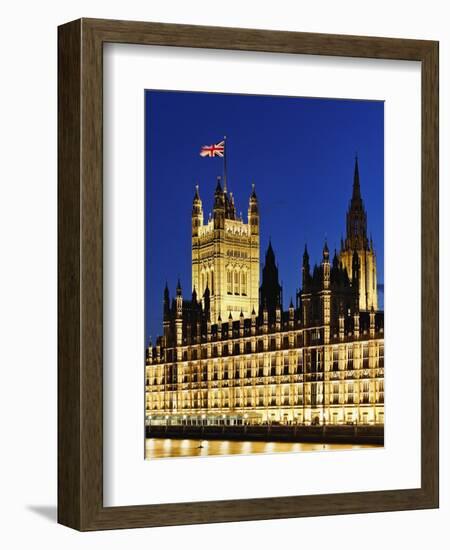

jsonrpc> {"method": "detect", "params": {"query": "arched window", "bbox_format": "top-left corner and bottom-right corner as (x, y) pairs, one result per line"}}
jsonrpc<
(227, 270), (232, 294)
(241, 271), (247, 296)
(210, 271), (214, 295)
(234, 270), (239, 294)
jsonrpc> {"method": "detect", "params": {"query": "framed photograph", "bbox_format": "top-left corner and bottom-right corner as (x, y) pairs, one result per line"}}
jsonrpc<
(58, 18), (439, 530)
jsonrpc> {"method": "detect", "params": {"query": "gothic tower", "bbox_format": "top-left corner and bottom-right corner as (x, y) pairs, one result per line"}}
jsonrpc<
(339, 157), (378, 311)
(191, 178), (260, 322)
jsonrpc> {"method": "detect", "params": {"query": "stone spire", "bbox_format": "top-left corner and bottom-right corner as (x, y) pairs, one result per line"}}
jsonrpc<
(344, 156), (368, 250)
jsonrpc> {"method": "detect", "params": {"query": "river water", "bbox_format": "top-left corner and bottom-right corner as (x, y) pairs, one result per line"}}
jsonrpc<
(145, 437), (380, 459)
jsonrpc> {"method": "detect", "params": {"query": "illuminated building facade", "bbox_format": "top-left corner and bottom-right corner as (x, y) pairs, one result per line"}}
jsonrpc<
(145, 159), (384, 428)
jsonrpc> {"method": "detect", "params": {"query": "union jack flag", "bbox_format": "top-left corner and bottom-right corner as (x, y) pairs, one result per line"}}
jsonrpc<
(200, 140), (225, 158)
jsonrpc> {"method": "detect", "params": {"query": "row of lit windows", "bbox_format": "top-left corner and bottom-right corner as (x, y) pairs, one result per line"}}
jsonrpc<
(226, 249), (248, 259)
(146, 368), (384, 387)
(160, 336), (384, 362)
(198, 267), (250, 297)
(146, 380), (384, 396)
(146, 376), (384, 394)
(147, 347), (384, 384)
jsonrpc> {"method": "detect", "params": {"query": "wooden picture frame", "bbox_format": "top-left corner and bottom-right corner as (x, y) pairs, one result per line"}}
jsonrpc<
(58, 18), (439, 531)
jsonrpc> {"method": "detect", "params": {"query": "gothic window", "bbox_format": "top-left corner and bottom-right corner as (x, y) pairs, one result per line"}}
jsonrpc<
(378, 380), (384, 403)
(378, 343), (384, 369)
(347, 347), (354, 370)
(270, 386), (276, 406)
(304, 350), (310, 374)
(347, 383), (354, 404)
(332, 348), (339, 371)
(258, 391), (264, 407)
(234, 270), (239, 294)
(362, 381), (370, 403)
(210, 270), (214, 295)
(246, 389), (252, 407)
(227, 269), (232, 294)
(362, 343), (369, 369)
(332, 383), (339, 404)
(241, 271), (247, 296)
(201, 272), (205, 295)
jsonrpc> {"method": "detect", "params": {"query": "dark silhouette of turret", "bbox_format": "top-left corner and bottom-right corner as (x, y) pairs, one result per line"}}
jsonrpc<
(163, 282), (170, 319)
(302, 244), (311, 288)
(203, 285), (211, 320)
(225, 191), (237, 220)
(259, 241), (282, 321)
(332, 249), (339, 270)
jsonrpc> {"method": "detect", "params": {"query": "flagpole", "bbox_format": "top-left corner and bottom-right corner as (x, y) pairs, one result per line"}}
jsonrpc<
(223, 135), (227, 193)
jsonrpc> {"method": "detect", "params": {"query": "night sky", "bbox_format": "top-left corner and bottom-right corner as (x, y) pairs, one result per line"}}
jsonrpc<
(145, 90), (384, 342)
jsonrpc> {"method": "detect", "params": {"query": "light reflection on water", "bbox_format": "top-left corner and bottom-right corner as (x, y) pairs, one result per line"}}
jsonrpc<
(145, 438), (379, 460)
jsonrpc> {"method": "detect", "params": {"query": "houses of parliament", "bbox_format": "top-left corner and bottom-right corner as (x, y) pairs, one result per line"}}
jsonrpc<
(145, 158), (384, 429)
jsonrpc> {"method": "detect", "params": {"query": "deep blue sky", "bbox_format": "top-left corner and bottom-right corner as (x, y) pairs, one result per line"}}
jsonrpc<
(145, 90), (384, 342)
